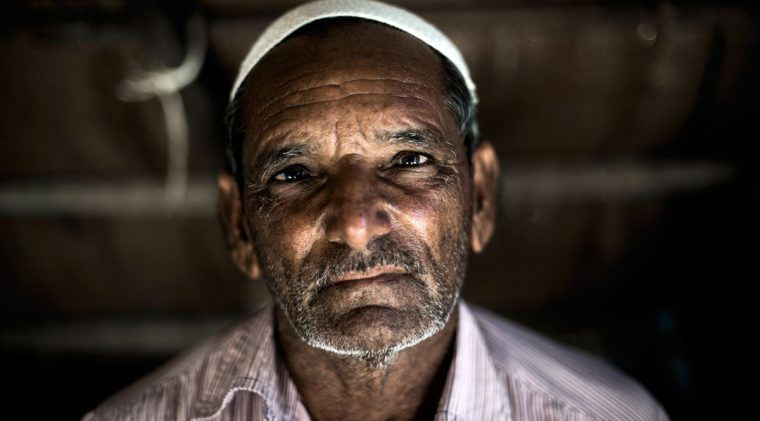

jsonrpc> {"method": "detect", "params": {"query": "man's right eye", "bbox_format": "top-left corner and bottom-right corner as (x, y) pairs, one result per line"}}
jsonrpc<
(272, 165), (310, 182)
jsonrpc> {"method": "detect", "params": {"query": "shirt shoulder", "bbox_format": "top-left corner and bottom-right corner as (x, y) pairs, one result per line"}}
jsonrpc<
(82, 309), (272, 420)
(468, 305), (669, 421)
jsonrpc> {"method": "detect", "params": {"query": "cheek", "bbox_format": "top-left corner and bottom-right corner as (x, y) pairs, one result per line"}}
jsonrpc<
(394, 181), (468, 257)
(248, 194), (321, 274)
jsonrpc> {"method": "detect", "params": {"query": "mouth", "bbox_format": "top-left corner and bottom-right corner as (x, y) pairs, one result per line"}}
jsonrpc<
(312, 265), (425, 311)
(332, 266), (407, 285)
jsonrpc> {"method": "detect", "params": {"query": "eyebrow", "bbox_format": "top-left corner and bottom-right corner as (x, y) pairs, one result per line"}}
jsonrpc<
(381, 128), (456, 157)
(251, 143), (313, 183)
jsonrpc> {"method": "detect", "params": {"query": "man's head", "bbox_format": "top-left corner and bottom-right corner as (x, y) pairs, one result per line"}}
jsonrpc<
(219, 11), (499, 364)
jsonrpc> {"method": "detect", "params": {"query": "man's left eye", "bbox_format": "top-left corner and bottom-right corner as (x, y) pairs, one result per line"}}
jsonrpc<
(394, 153), (430, 167)
(272, 165), (310, 182)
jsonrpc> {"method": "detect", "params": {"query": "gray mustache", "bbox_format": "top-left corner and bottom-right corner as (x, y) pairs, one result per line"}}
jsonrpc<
(324, 248), (426, 282)
(298, 237), (429, 293)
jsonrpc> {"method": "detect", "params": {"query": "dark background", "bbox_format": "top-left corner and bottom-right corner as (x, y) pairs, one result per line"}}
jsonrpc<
(1, 0), (757, 419)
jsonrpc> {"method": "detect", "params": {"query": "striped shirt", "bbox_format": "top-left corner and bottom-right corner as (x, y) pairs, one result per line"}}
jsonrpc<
(84, 302), (669, 420)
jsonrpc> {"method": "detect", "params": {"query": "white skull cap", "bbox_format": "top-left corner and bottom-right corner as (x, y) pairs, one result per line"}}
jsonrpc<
(230, 0), (477, 104)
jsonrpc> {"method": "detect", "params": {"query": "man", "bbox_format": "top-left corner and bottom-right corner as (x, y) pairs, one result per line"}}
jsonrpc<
(86, 1), (669, 419)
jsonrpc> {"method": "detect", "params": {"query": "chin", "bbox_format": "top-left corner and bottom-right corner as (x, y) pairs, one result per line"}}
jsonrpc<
(293, 301), (455, 364)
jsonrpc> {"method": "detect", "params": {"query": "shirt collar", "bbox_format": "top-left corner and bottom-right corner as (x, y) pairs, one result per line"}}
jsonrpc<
(190, 301), (511, 421)
(190, 305), (303, 420)
(435, 301), (512, 420)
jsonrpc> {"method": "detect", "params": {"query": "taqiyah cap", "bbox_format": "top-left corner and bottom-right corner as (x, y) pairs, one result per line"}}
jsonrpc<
(230, 0), (477, 104)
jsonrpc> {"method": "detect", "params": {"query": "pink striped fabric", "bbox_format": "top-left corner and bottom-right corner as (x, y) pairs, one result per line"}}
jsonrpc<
(84, 302), (669, 420)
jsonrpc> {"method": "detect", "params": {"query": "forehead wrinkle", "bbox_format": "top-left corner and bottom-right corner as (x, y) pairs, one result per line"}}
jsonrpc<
(251, 78), (436, 125)
(250, 63), (438, 109)
(255, 93), (436, 136)
(251, 121), (317, 159)
(253, 74), (439, 124)
(252, 116), (301, 153)
(351, 110), (369, 144)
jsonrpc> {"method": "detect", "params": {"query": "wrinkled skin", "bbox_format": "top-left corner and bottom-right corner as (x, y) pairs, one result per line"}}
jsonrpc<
(241, 22), (471, 360)
(219, 19), (499, 421)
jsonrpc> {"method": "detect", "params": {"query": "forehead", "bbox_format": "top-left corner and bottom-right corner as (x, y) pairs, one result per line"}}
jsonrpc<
(247, 19), (445, 91)
(239, 19), (450, 139)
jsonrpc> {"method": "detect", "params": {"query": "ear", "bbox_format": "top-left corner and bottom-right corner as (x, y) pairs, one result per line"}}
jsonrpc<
(470, 141), (500, 253)
(218, 171), (262, 279)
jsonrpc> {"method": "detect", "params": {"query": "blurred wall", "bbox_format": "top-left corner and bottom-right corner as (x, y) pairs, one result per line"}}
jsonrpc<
(1, 0), (758, 419)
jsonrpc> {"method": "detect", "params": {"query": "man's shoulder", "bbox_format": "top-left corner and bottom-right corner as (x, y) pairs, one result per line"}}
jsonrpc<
(83, 307), (273, 420)
(84, 335), (215, 420)
(467, 304), (669, 421)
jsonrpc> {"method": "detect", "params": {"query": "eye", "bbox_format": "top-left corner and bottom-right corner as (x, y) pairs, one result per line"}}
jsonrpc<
(393, 152), (430, 167)
(272, 165), (310, 182)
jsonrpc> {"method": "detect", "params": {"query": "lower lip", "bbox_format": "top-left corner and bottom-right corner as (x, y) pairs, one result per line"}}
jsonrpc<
(332, 273), (406, 289)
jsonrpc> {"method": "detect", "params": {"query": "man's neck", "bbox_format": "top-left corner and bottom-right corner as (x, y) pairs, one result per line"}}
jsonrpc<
(274, 306), (458, 421)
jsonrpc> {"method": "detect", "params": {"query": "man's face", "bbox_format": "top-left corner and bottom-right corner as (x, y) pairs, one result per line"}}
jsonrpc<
(239, 21), (473, 360)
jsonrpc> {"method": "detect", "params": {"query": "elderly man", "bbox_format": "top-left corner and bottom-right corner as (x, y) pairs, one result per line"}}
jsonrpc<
(86, 1), (668, 420)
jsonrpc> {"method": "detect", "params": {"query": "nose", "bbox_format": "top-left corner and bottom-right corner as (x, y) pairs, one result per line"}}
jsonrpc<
(324, 162), (392, 251)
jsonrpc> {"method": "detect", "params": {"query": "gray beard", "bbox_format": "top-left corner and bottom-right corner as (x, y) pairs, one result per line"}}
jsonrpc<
(268, 232), (468, 367)
(294, 280), (459, 367)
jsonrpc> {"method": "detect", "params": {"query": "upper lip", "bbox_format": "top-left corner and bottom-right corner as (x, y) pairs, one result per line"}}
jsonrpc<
(333, 266), (406, 283)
